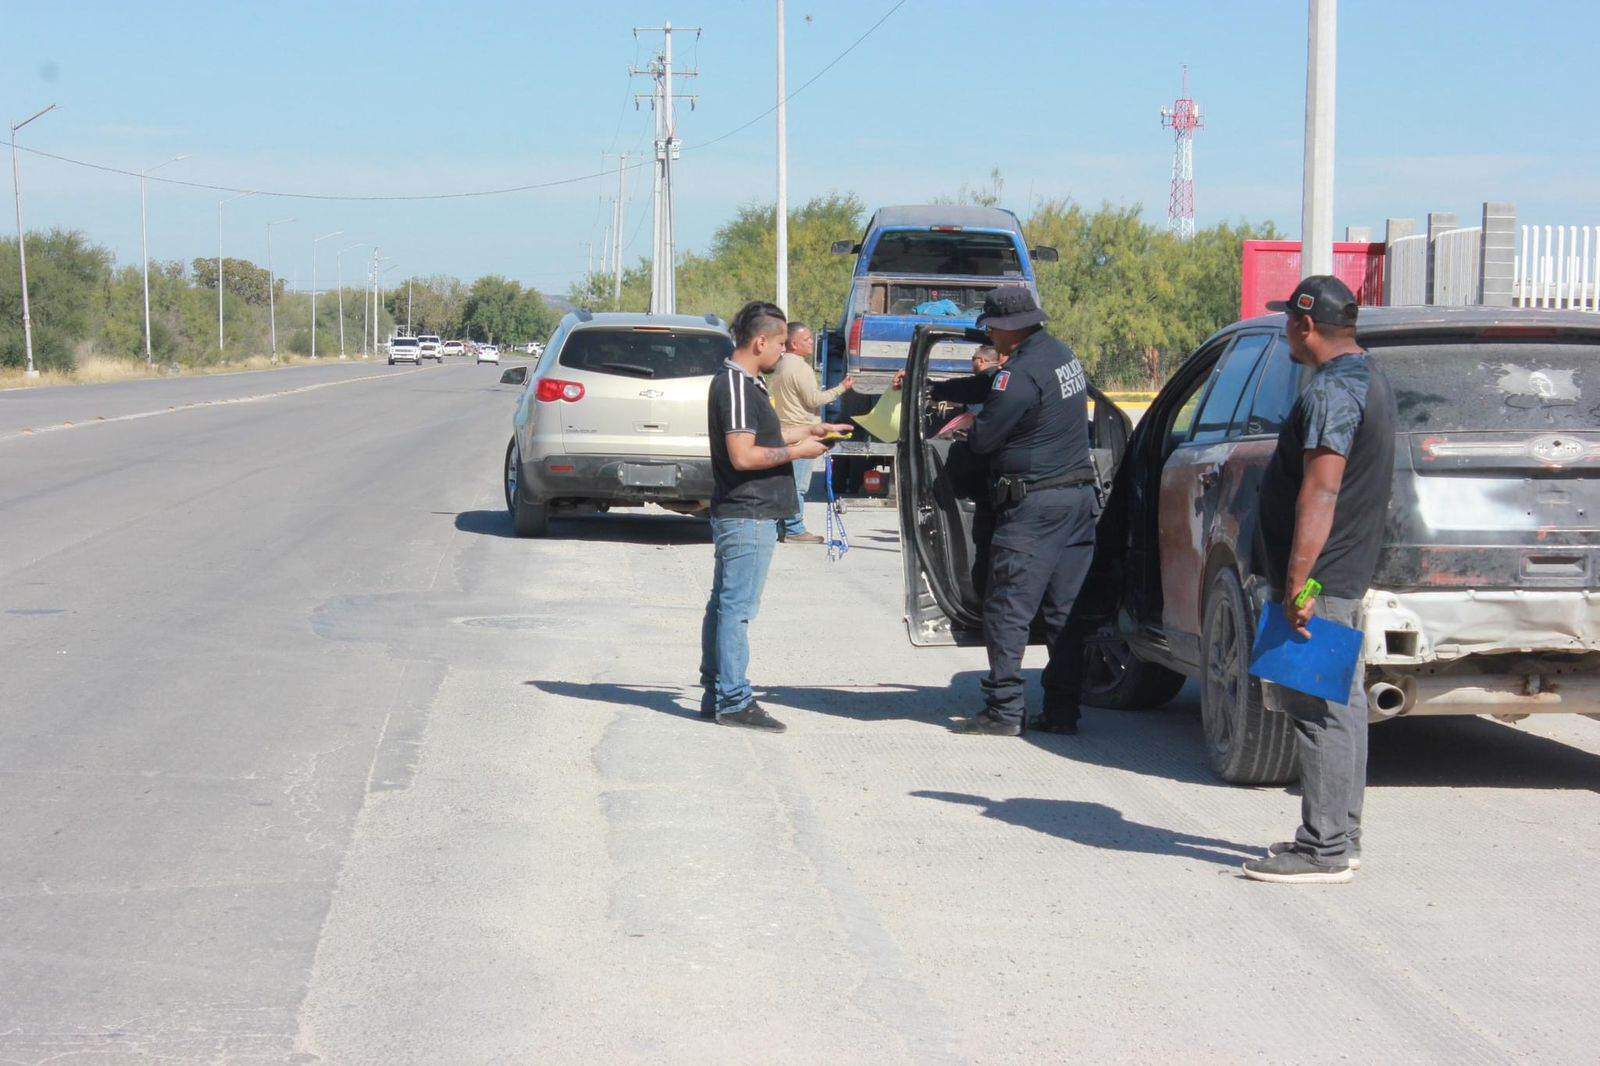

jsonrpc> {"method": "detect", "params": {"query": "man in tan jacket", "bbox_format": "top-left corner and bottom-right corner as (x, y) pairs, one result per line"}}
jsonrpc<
(766, 324), (853, 543)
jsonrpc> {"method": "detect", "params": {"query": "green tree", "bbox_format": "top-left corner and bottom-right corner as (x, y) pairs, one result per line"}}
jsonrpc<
(460, 275), (557, 344)
(191, 256), (279, 305)
(0, 229), (113, 371)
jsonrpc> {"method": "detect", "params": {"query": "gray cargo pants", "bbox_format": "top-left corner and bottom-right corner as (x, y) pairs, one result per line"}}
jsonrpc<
(1265, 593), (1368, 866)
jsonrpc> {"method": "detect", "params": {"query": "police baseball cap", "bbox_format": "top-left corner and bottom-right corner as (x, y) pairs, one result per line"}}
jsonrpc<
(975, 285), (1049, 331)
(1266, 275), (1359, 327)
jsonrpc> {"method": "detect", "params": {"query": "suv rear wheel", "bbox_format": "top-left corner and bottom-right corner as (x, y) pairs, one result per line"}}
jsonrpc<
(504, 438), (549, 537)
(1200, 568), (1299, 785)
(1081, 630), (1186, 710)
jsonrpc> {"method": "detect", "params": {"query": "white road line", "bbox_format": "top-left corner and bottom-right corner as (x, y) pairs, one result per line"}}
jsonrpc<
(0, 365), (434, 445)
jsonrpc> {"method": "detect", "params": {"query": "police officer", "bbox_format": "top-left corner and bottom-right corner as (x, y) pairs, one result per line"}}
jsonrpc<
(950, 286), (1098, 736)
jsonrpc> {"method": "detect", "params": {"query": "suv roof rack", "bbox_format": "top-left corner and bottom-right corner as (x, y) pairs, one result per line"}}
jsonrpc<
(574, 308), (594, 322)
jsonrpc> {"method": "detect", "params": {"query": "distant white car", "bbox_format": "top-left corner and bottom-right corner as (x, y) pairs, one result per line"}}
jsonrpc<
(417, 334), (443, 362)
(477, 344), (500, 365)
(442, 340), (465, 357)
(387, 336), (421, 365)
(525, 342), (544, 356)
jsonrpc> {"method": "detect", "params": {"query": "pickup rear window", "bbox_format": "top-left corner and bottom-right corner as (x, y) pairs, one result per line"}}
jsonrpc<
(871, 283), (996, 317)
(866, 231), (1022, 277)
(559, 329), (732, 380)
(1367, 341), (1600, 431)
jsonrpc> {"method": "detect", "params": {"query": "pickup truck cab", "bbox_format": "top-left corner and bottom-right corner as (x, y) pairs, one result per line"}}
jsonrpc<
(818, 205), (1056, 492)
(820, 205), (1056, 399)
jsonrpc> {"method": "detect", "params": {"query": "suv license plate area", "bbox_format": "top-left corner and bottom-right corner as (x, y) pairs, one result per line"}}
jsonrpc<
(621, 463), (678, 488)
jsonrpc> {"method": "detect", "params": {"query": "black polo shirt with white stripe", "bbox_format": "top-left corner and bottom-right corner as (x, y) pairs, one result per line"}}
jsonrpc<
(708, 358), (799, 520)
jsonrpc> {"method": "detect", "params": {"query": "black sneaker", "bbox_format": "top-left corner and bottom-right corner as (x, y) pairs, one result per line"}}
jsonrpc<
(1268, 840), (1361, 870)
(952, 713), (1022, 736)
(1242, 850), (1353, 884)
(1027, 716), (1079, 735)
(716, 702), (786, 733)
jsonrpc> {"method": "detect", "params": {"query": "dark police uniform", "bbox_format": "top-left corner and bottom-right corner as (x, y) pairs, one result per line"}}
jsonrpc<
(965, 325), (1097, 729)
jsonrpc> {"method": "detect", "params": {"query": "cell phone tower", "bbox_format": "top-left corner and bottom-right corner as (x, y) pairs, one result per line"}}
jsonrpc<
(1160, 65), (1204, 240)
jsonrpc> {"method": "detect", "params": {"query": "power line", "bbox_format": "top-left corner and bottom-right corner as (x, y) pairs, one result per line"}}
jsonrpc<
(0, 0), (909, 204)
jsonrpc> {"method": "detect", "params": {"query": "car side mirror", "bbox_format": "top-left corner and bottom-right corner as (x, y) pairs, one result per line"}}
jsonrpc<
(831, 240), (860, 255)
(1031, 246), (1060, 263)
(499, 366), (528, 386)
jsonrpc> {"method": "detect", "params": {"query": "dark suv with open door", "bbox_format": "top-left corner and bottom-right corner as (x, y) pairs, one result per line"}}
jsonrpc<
(899, 309), (1600, 785)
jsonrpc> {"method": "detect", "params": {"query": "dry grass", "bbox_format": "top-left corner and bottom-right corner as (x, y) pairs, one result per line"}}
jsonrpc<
(0, 353), (378, 392)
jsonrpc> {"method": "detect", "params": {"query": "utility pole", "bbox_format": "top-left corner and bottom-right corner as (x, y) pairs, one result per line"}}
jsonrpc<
(634, 22), (699, 315)
(310, 230), (343, 360)
(139, 154), (189, 367)
(1302, 0), (1337, 277)
(406, 278), (413, 334)
(613, 153), (628, 305)
(775, 0), (789, 312)
(217, 192), (253, 352)
(10, 102), (57, 379)
(265, 217), (294, 361)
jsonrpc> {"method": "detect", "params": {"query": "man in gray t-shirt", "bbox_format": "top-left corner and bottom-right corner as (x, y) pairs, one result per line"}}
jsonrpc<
(1243, 276), (1397, 886)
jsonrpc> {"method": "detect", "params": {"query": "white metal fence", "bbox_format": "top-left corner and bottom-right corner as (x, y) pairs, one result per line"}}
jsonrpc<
(1434, 227), (1483, 305)
(1514, 224), (1600, 310)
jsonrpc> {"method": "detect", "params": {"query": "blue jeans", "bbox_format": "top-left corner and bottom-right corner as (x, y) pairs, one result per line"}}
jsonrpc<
(779, 456), (814, 538)
(700, 516), (779, 716)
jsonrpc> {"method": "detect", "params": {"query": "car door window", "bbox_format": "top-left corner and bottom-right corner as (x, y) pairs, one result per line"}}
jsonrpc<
(1242, 339), (1302, 436)
(1190, 333), (1273, 444)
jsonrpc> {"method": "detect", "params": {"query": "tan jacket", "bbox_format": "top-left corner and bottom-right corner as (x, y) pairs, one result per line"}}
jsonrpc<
(767, 352), (848, 428)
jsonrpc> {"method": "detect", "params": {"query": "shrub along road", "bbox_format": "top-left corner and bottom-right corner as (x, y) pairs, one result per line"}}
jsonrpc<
(2, 360), (1597, 1062)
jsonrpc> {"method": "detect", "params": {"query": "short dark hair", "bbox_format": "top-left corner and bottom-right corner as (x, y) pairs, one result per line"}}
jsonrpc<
(731, 301), (787, 348)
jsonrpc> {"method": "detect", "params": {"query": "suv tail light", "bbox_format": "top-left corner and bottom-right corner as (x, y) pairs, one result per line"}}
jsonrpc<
(847, 317), (863, 360)
(535, 378), (586, 403)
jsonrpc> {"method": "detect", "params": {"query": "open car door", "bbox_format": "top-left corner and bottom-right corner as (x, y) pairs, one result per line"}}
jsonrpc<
(897, 324), (1132, 646)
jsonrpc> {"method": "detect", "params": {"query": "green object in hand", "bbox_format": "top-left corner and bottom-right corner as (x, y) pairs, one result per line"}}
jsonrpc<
(1294, 578), (1323, 609)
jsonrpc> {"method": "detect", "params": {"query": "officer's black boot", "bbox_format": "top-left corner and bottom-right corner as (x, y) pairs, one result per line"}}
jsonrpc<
(953, 712), (1022, 736)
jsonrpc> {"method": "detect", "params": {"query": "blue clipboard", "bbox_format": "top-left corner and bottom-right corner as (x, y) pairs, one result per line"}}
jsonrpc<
(1248, 602), (1363, 705)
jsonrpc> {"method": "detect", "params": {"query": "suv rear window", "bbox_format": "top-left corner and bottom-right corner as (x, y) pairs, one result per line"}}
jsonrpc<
(866, 231), (1022, 277)
(558, 328), (732, 380)
(1367, 341), (1600, 431)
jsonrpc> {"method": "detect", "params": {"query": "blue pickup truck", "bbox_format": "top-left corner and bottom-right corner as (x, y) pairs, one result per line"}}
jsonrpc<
(817, 204), (1056, 491)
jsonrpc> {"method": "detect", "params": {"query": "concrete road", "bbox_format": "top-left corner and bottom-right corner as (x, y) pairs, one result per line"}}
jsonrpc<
(3, 361), (1598, 1063)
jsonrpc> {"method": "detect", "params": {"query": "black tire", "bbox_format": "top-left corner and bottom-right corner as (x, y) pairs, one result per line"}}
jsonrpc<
(1200, 568), (1300, 784)
(1081, 630), (1187, 710)
(504, 438), (549, 537)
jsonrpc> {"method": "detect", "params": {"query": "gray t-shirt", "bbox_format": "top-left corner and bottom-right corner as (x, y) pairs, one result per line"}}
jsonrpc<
(1256, 352), (1397, 599)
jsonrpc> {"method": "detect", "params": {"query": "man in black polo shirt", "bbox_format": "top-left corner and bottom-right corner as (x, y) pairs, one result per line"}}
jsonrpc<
(1242, 276), (1397, 885)
(699, 301), (851, 732)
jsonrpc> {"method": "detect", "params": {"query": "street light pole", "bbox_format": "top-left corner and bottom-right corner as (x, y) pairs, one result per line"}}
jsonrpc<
(406, 278), (413, 334)
(310, 230), (343, 360)
(139, 153), (189, 367)
(265, 217), (295, 361)
(336, 242), (368, 360)
(10, 102), (57, 380)
(775, 0), (789, 312)
(216, 192), (253, 353)
(1302, 0), (1337, 277)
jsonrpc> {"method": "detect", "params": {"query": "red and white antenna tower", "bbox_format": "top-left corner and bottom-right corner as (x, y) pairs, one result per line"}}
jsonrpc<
(1160, 65), (1203, 240)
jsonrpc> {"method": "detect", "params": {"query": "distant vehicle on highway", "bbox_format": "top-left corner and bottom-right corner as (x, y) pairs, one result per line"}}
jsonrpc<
(417, 335), (443, 362)
(498, 310), (729, 536)
(442, 340), (465, 357)
(898, 306), (1600, 785)
(387, 336), (421, 365)
(477, 344), (500, 365)
(525, 341), (544, 356)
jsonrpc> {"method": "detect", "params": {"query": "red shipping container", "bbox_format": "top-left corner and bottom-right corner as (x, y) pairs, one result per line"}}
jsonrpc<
(1240, 240), (1386, 319)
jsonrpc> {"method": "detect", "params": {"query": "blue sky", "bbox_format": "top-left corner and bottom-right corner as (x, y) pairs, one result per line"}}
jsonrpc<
(6, 0), (1597, 297)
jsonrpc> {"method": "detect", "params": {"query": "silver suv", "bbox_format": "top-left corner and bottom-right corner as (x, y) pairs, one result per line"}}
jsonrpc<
(500, 310), (730, 536)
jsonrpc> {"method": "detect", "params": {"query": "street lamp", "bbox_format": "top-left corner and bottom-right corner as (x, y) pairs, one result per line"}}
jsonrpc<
(265, 217), (295, 361)
(309, 230), (343, 360)
(367, 251), (393, 358)
(10, 102), (58, 379)
(335, 241), (368, 360)
(139, 153), (189, 367)
(217, 191), (253, 353)
(377, 263), (399, 358)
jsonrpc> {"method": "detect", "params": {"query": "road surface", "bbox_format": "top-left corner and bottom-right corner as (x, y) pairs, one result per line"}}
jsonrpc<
(3, 361), (1598, 1063)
